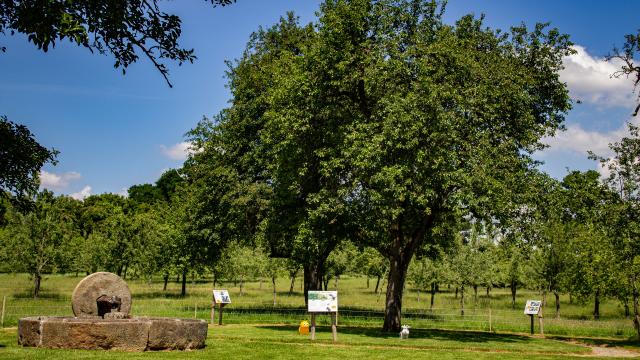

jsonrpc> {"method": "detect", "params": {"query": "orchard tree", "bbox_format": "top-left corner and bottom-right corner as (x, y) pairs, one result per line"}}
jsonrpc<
(0, 191), (80, 297)
(354, 247), (388, 293)
(192, 0), (571, 331)
(409, 250), (446, 310)
(334, 2), (572, 330)
(592, 123), (640, 337)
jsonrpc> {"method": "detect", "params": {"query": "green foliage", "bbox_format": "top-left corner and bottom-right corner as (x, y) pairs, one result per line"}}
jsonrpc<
(0, 0), (236, 86)
(0, 191), (80, 297)
(608, 29), (640, 116)
(0, 116), (57, 223)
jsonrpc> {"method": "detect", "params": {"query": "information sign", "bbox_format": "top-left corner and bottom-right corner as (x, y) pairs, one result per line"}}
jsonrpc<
(524, 300), (541, 315)
(308, 291), (338, 313)
(213, 290), (231, 304)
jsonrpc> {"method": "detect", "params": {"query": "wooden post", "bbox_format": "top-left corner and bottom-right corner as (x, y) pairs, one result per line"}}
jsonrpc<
(1, 296), (5, 328)
(218, 303), (225, 325)
(538, 313), (544, 336)
(310, 314), (316, 340)
(211, 299), (215, 325)
(529, 314), (534, 335)
(331, 312), (337, 342)
(194, 302), (198, 319)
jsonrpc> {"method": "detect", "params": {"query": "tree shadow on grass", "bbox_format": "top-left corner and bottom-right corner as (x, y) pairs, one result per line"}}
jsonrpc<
(548, 335), (640, 348)
(131, 292), (191, 299)
(258, 325), (527, 344)
(12, 290), (63, 300)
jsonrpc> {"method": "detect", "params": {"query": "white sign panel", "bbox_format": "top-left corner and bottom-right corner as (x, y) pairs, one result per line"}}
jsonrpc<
(213, 290), (232, 304)
(308, 291), (338, 313)
(524, 300), (541, 315)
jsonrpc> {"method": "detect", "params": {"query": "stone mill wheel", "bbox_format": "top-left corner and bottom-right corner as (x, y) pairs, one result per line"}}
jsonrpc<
(71, 272), (132, 318)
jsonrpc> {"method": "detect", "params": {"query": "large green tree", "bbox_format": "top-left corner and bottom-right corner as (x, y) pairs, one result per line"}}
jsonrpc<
(191, 0), (571, 331)
(332, 1), (572, 331)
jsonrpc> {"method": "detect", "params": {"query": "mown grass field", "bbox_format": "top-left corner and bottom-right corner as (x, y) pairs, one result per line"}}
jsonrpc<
(2, 324), (638, 359)
(0, 273), (639, 359)
(0, 273), (634, 337)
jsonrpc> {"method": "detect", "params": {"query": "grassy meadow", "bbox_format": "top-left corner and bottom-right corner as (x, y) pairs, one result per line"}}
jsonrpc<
(0, 273), (635, 339)
(1, 273), (640, 358)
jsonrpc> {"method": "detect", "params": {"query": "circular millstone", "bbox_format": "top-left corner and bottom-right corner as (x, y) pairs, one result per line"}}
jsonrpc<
(72, 272), (131, 318)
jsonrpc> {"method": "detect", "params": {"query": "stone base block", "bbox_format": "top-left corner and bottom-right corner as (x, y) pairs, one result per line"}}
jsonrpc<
(18, 317), (207, 351)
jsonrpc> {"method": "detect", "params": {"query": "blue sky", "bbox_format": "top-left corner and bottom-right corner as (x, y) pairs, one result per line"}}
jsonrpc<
(0, 0), (638, 198)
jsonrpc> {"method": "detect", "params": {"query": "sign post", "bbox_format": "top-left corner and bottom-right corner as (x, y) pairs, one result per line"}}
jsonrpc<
(524, 300), (542, 335)
(212, 290), (231, 325)
(307, 291), (338, 342)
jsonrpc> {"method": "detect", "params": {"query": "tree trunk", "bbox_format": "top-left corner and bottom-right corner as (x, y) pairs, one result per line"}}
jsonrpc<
(624, 298), (630, 319)
(430, 282), (436, 310)
(455, 287), (458, 299)
(163, 273), (169, 291)
(554, 290), (560, 319)
(335, 276), (339, 290)
(289, 274), (296, 295)
(382, 253), (411, 332)
(180, 268), (187, 297)
(303, 263), (324, 305)
(460, 284), (465, 316)
(323, 276), (330, 290)
(510, 280), (517, 310)
(181, 269), (187, 297)
(367, 277), (370, 288)
(33, 272), (42, 299)
(633, 276), (640, 339)
(239, 278), (244, 296)
(417, 289), (420, 303)
(594, 289), (600, 320)
(272, 276), (277, 306)
(473, 284), (478, 306)
(486, 286), (490, 298)
(374, 275), (381, 294)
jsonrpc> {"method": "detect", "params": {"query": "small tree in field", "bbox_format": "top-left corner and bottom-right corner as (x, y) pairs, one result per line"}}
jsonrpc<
(1, 191), (79, 297)
(592, 124), (640, 337)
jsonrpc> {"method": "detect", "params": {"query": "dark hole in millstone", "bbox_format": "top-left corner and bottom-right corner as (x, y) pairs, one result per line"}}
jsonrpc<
(96, 295), (122, 318)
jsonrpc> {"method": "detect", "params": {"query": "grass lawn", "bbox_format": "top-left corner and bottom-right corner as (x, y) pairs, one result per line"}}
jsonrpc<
(3, 324), (638, 359)
(0, 273), (635, 338)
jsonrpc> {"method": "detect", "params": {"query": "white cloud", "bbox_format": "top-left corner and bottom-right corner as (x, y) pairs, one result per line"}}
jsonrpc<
(560, 45), (636, 108)
(70, 186), (92, 200)
(160, 141), (193, 161)
(40, 170), (82, 190)
(543, 124), (620, 157)
(542, 117), (640, 177)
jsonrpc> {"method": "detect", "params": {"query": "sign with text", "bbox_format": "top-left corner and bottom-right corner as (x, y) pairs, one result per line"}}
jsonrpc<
(308, 291), (338, 313)
(524, 300), (541, 315)
(213, 290), (231, 304)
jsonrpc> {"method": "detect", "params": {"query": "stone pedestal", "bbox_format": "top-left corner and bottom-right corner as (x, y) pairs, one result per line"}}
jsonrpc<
(18, 316), (208, 351)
